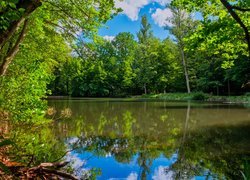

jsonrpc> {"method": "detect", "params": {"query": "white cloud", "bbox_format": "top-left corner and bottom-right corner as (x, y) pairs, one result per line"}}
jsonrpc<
(114, 0), (172, 21)
(115, 0), (149, 21)
(103, 35), (115, 41)
(151, 8), (173, 27)
(127, 172), (138, 180)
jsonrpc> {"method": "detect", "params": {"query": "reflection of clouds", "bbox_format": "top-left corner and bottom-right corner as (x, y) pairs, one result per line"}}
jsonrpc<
(127, 172), (138, 180)
(106, 152), (112, 157)
(66, 153), (86, 169)
(66, 153), (89, 178)
(152, 166), (174, 180)
(67, 137), (79, 145)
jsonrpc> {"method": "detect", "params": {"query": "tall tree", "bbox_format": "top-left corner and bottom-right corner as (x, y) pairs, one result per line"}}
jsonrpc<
(136, 15), (155, 94)
(171, 0), (250, 92)
(112, 32), (137, 90)
(137, 15), (153, 44)
(168, 7), (194, 93)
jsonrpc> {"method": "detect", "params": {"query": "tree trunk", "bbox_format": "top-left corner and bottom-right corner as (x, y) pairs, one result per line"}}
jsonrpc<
(220, 0), (250, 58)
(144, 83), (147, 94)
(227, 79), (231, 96)
(0, 0), (42, 52)
(0, 19), (29, 76)
(180, 47), (191, 93)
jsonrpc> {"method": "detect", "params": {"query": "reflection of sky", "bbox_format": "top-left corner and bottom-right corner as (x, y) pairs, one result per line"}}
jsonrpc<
(65, 137), (216, 180)
(66, 150), (177, 179)
(66, 149), (217, 180)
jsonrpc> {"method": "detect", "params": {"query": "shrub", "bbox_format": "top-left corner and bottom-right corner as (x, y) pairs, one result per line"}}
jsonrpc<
(192, 92), (208, 101)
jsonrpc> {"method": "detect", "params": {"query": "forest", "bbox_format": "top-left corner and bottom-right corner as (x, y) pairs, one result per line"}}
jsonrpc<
(0, 0), (250, 179)
(0, 0), (249, 116)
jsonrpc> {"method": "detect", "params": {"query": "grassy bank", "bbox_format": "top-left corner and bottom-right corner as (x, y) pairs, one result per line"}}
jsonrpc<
(141, 92), (250, 103)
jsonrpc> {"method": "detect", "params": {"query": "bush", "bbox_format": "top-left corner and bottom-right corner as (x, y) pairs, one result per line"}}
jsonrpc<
(192, 92), (208, 101)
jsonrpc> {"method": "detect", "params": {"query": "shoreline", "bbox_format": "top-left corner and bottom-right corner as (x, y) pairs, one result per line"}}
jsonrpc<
(46, 93), (250, 104)
(140, 93), (250, 104)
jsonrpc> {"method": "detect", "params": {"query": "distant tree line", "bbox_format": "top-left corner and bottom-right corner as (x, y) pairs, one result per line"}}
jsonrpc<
(49, 13), (249, 97)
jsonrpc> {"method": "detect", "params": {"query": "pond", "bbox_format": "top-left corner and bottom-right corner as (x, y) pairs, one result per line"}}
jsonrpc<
(44, 99), (250, 179)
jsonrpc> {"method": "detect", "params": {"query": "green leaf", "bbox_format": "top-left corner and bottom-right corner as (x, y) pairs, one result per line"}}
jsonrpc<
(0, 162), (11, 174)
(0, 139), (13, 147)
(18, 8), (25, 13)
(8, 3), (16, 9)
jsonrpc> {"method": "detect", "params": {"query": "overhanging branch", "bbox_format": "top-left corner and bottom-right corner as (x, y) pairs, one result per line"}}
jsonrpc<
(231, 6), (250, 12)
(220, 0), (250, 58)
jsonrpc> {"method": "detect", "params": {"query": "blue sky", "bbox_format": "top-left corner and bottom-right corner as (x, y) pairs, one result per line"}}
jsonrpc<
(98, 0), (173, 40)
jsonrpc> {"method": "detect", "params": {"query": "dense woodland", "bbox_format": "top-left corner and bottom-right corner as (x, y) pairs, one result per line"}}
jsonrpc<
(0, 0), (249, 118)
(0, 0), (250, 179)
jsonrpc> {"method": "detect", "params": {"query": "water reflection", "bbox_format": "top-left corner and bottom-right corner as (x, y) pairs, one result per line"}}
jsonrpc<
(46, 100), (250, 179)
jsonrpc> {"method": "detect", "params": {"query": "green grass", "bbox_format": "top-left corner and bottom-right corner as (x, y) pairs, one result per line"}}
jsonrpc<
(141, 92), (250, 103)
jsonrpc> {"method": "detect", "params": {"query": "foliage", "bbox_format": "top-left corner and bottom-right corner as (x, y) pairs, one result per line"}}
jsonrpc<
(0, 8), (72, 121)
(9, 122), (66, 166)
(50, 16), (183, 97)
(142, 93), (194, 101)
(171, 0), (249, 61)
(0, 0), (118, 120)
(0, 136), (12, 174)
(0, 0), (25, 32)
(191, 92), (209, 101)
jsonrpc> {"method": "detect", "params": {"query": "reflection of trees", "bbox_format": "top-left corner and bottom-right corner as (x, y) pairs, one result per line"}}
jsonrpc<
(49, 100), (250, 179)
(8, 122), (66, 166)
(60, 109), (181, 178)
(170, 102), (250, 179)
(172, 101), (194, 179)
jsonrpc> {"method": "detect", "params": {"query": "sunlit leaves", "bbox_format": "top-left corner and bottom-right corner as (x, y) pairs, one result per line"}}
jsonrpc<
(172, 0), (249, 62)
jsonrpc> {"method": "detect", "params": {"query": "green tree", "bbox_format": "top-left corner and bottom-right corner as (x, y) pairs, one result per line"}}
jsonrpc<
(112, 32), (137, 92)
(155, 38), (182, 93)
(168, 7), (197, 93)
(0, 0), (118, 75)
(171, 0), (250, 93)
(0, 0), (118, 119)
(137, 15), (153, 44)
(171, 0), (249, 59)
(136, 15), (157, 94)
(0, 9), (72, 120)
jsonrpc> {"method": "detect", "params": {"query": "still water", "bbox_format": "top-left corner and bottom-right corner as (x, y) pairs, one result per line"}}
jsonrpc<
(47, 99), (250, 179)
